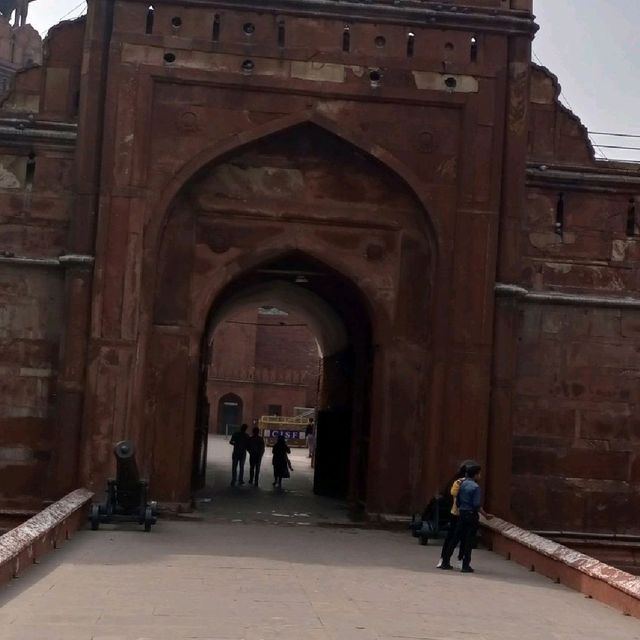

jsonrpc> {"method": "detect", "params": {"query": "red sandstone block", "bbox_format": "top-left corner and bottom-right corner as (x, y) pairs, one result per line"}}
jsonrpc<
(580, 409), (634, 442)
(516, 341), (562, 376)
(525, 191), (554, 228)
(542, 262), (635, 292)
(513, 403), (576, 438)
(512, 446), (558, 475)
(588, 376), (639, 404)
(558, 448), (631, 482)
(566, 342), (640, 371)
(589, 308), (623, 338)
(585, 488), (636, 531)
(621, 312), (640, 339)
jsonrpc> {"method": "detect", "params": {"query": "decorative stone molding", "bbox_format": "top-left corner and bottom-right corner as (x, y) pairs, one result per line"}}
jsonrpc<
(495, 282), (640, 309)
(58, 254), (96, 267)
(0, 253), (94, 269)
(167, 0), (538, 36)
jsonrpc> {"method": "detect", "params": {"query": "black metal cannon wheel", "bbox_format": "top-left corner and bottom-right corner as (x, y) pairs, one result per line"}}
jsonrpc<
(143, 506), (154, 532)
(90, 504), (101, 531)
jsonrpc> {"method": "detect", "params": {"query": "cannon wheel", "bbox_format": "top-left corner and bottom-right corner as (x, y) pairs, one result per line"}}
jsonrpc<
(143, 506), (154, 532)
(90, 504), (101, 531)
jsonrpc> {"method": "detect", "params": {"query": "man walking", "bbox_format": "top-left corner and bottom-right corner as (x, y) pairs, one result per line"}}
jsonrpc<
(229, 424), (250, 486)
(247, 426), (266, 486)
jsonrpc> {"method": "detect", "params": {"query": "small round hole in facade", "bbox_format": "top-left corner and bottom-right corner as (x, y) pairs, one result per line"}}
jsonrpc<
(243, 22), (256, 35)
(444, 76), (457, 90)
(241, 59), (255, 75)
(164, 52), (176, 63)
(369, 69), (382, 87)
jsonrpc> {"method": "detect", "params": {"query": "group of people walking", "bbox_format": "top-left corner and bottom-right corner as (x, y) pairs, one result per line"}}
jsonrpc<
(229, 424), (293, 489)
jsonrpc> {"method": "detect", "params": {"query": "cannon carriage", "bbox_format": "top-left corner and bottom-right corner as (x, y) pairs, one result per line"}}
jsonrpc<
(90, 441), (158, 532)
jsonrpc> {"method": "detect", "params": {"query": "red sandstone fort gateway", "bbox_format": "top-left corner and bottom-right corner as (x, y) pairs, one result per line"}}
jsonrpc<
(1, 0), (639, 534)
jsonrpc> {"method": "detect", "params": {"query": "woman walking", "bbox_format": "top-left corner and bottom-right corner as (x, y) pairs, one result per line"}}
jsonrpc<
(272, 435), (293, 489)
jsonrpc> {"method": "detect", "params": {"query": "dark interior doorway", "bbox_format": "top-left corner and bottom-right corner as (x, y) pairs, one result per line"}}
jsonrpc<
(192, 252), (372, 508)
(217, 393), (243, 435)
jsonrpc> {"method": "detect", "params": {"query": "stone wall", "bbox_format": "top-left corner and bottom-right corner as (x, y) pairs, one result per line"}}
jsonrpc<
(207, 306), (319, 431)
(489, 65), (640, 533)
(0, 19), (81, 508)
(13, 1), (640, 530)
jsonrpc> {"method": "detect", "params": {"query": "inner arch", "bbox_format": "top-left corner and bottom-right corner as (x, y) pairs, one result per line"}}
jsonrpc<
(195, 251), (373, 506)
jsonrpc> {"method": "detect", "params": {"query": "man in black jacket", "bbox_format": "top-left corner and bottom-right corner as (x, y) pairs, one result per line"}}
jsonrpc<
(247, 426), (266, 487)
(229, 424), (250, 486)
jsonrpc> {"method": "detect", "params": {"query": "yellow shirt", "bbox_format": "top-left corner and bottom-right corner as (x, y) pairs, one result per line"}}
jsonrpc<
(450, 477), (464, 516)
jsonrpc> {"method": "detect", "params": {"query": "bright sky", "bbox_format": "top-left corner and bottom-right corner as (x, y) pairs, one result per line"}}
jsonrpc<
(26, 0), (640, 161)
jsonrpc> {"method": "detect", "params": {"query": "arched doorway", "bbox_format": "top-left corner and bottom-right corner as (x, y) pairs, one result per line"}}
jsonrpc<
(140, 121), (436, 513)
(217, 393), (243, 435)
(196, 252), (373, 504)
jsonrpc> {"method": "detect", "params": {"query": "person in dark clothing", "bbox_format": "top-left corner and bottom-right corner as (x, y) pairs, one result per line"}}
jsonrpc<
(437, 460), (474, 568)
(247, 426), (266, 487)
(272, 435), (292, 489)
(439, 463), (491, 573)
(229, 424), (250, 486)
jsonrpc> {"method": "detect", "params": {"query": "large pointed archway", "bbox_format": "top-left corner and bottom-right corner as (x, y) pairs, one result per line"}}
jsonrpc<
(106, 121), (437, 515)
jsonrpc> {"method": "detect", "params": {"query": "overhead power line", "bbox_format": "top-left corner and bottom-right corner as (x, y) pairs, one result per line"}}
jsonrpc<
(592, 144), (640, 152)
(60, 1), (87, 21)
(590, 132), (640, 139)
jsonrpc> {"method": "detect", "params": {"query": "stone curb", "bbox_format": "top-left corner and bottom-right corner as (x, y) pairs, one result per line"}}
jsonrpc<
(482, 517), (640, 618)
(0, 488), (93, 585)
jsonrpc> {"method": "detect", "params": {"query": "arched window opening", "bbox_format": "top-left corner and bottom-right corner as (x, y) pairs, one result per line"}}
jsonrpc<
(555, 192), (565, 236)
(218, 394), (243, 436)
(212, 14), (221, 42)
(277, 20), (286, 48)
(627, 198), (636, 237)
(342, 25), (351, 52)
(25, 152), (36, 191)
(145, 5), (155, 35)
(470, 36), (478, 62)
(407, 32), (415, 58)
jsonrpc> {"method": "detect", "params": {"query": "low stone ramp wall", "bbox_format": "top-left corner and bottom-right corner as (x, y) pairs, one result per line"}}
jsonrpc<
(0, 489), (93, 586)
(482, 516), (640, 619)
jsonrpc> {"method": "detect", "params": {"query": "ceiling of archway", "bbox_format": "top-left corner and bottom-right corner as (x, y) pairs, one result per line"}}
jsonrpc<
(208, 280), (348, 357)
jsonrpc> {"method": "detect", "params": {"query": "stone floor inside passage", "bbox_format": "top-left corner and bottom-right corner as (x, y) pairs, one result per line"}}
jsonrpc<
(0, 436), (638, 640)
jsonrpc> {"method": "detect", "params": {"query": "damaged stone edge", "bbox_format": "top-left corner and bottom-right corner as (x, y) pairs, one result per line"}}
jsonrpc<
(527, 165), (640, 189)
(182, 0), (538, 35)
(0, 254), (95, 269)
(495, 283), (640, 310)
(0, 119), (77, 146)
(482, 517), (640, 617)
(0, 488), (93, 585)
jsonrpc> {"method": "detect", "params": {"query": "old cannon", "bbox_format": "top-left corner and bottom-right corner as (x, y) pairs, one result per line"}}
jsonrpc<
(90, 440), (158, 532)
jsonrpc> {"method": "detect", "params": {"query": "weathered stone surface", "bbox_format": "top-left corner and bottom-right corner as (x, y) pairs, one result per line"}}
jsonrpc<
(0, 1), (638, 533)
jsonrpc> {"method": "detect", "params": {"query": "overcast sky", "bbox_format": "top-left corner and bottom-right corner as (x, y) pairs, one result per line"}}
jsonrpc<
(25, 0), (640, 161)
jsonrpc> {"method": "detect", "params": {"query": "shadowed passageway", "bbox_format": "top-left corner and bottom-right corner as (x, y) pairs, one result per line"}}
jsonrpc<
(194, 435), (354, 525)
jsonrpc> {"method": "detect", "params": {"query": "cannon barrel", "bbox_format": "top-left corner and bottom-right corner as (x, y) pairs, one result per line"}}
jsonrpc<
(114, 440), (140, 485)
(113, 440), (142, 510)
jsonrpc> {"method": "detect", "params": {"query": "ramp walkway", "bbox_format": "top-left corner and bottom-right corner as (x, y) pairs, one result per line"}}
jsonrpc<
(0, 437), (637, 640)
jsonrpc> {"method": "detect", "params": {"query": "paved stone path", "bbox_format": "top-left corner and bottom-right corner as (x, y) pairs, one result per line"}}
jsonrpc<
(0, 437), (638, 639)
